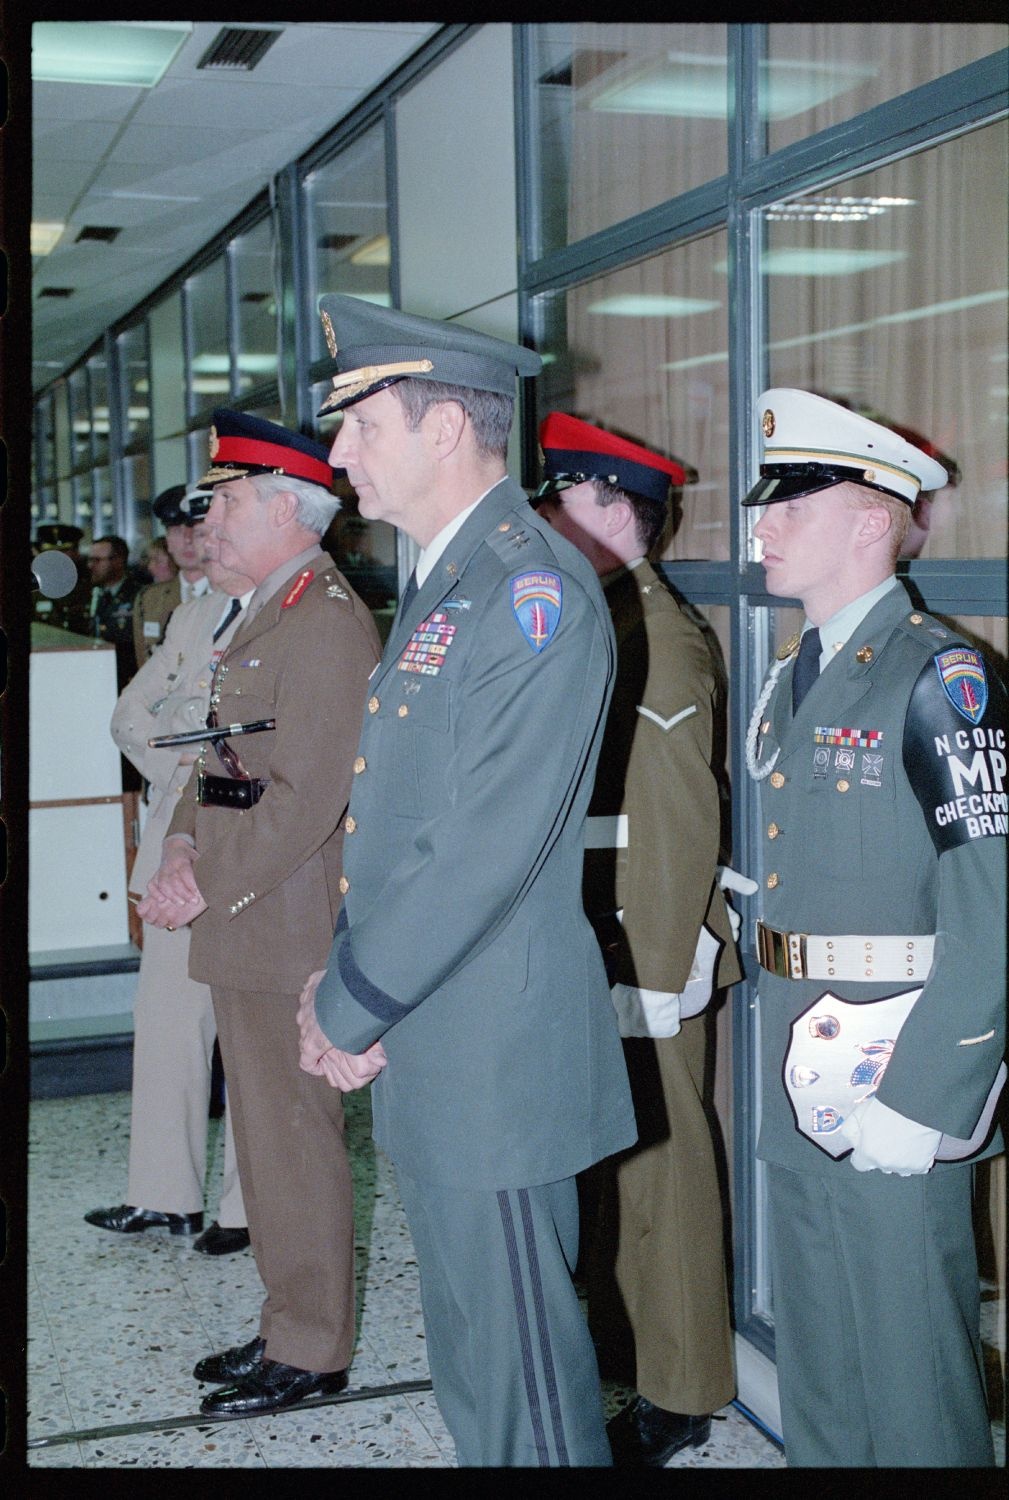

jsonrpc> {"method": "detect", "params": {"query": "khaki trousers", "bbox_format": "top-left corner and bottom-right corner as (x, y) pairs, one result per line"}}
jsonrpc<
(127, 921), (245, 1224)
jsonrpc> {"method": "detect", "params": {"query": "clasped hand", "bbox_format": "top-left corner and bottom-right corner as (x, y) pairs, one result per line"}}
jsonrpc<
(136, 837), (208, 928)
(296, 970), (387, 1091)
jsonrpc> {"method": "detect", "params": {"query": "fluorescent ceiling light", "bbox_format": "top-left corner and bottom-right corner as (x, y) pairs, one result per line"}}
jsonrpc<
(191, 378), (232, 395)
(191, 353), (277, 376)
(107, 191), (202, 204)
(660, 289), (1008, 372)
(589, 51), (876, 121)
(588, 294), (720, 317)
(31, 221), (65, 256)
(32, 22), (192, 88)
(712, 249), (907, 277)
(764, 195), (915, 223)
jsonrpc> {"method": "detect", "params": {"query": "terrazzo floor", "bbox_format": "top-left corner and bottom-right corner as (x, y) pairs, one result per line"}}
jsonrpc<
(21, 1087), (999, 1470)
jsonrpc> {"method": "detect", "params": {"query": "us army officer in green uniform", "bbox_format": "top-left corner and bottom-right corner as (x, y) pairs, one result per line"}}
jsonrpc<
(297, 296), (637, 1467)
(534, 413), (742, 1467)
(744, 389), (1005, 1466)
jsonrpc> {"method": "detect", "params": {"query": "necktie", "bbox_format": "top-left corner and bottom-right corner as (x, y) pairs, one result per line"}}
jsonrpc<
(213, 596), (243, 642)
(791, 627), (822, 714)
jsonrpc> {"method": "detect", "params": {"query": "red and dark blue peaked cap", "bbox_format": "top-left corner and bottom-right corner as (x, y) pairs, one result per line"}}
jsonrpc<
(537, 412), (686, 508)
(199, 408), (334, 490)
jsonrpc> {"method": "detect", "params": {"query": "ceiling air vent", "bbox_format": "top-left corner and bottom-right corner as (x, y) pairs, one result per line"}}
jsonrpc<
(76, 225), (121, 243)
(197, 28), (282, 73)
(39, 287), (74, 298)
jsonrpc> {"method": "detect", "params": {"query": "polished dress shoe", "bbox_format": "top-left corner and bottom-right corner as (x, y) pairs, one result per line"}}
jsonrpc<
(193, 1335), (266, 1384)
(199, 1360), (348, 1416)
(84, 1204), (203, 1236)
(192, 1221), (251, 1256)
(607, 1396), (711, 1467)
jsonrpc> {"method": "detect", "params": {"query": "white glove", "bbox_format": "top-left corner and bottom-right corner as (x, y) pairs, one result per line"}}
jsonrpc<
(611, 984), (681, 1039)
(838, 1095), (942, 1176)
(717, 865), (758, 943)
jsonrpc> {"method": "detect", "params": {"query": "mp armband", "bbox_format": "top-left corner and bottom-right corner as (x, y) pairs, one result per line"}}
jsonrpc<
(903, 646), (1007, 854)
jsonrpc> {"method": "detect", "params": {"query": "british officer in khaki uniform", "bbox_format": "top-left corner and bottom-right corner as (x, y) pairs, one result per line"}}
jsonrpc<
(85, 496), (250, 1253)
(744, 389), (1005, 1465)
(139, 411), (380, 1417)
(534, 414), (744, 1466)
(132, 484), (210, 664)
(296, 297), (637, 1467)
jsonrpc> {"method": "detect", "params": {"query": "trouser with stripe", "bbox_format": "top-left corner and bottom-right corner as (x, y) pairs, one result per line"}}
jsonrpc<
(394, 1167), (612, 1467)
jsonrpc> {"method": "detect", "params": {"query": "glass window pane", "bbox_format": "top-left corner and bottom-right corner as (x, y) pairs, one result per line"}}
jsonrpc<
(304, 124), (391, 364)
(942, 614), (1008, 678)
(187, 258), (231, 417)
(72, 472), (93, 532)
(35, 393), (57, 488)
(762, 122), (1008, 561)
(118, 323), (150, 449)
(534, 229), (731, 561)
(765, 24), (1008, 154)
(87, 354), (110, 466)
(67, 368), (92, 470)
(531, 22), (728, 256)
(119, 452), (151, 540)
(234, 219), (278, 394)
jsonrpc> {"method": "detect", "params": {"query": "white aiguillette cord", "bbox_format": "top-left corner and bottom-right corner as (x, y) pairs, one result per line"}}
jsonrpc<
(745, 656), (788, 781)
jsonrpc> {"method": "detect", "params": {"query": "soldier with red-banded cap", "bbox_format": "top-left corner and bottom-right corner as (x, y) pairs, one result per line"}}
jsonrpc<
(744, 388), (1005, 1466)
(139, 408), (381, 1417)
(535, 412), (745, 1467)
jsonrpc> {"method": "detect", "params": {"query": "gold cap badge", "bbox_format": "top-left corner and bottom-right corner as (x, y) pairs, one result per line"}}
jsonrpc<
(320, 309), (338, 358)
(208, 425), (219, 460)
(763, 409), (776, 439)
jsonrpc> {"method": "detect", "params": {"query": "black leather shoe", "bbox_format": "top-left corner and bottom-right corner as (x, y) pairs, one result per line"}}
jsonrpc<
(193, 1336), (266, 1384)
(192, 1222), (251, 1256)
(199, 1360), (348, 1416)
(84, 1204), (203, 1236)
(607, 1397), (711, 1467)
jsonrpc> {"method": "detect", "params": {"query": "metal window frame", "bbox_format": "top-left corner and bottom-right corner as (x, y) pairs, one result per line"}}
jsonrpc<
(514, 22), (1009, 1362)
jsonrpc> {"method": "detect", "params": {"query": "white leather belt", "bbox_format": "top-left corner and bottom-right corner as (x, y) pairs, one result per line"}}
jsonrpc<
(584, 814), (628, 850)
(756, 920), (935, 983)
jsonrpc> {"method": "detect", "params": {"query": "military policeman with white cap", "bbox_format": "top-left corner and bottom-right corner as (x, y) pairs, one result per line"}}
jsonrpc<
(744, 388), (1005, 1466)
(296, 295), (637, 1466)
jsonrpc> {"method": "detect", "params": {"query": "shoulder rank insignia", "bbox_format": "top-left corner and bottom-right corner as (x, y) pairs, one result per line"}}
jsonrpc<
(777, 632), (800, 661)
(935, 646), (987, 724)
(281, 569), (314, 609)
(511, 571), (562, 654)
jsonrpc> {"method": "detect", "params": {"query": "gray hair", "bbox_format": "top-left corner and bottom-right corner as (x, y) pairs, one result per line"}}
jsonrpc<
(248, 470), (340, 536)
(391, 379), (513, 462)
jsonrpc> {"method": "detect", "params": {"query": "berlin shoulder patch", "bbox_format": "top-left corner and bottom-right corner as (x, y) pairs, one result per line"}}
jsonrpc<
(511, 571), (562, 653)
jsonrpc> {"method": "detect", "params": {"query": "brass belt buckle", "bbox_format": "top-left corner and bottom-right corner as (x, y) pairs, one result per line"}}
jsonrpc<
(757, 921), (805, 980)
